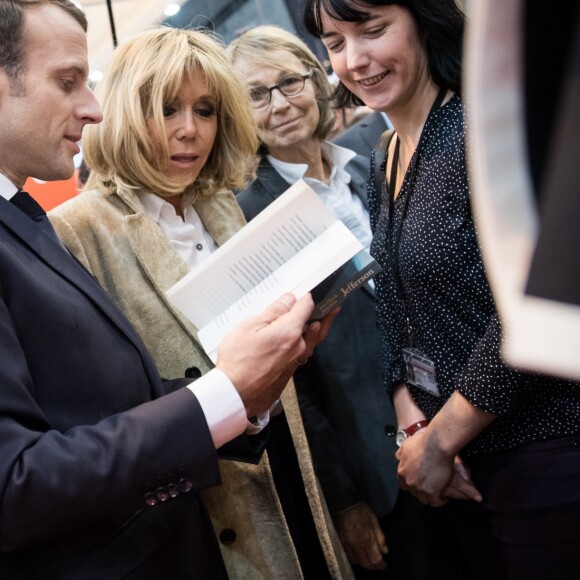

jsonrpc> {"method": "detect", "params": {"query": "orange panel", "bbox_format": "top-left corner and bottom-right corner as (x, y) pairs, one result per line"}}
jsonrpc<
(24, 176), (79, 211)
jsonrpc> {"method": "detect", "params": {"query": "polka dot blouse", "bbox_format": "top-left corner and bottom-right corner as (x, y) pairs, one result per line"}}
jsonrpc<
(368, 94), (580, 457)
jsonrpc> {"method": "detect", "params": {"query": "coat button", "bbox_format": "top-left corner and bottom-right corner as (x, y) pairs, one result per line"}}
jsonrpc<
(219, 529), (237, 545)
(144, 492), (158, 507)
(178, 478), (193, 493)
(384, 424), (396, 437)
(155, 487), (170, 502)
(185, 366), (202, 379)
(167, 483), (180, 498)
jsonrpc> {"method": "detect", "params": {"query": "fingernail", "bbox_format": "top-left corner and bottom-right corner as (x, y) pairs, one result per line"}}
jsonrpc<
(279, 293), (295, 307)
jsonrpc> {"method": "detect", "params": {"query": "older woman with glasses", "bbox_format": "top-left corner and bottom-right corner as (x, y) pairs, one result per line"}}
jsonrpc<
(228, 24), (372, 262)
(227, 25), (444, 579)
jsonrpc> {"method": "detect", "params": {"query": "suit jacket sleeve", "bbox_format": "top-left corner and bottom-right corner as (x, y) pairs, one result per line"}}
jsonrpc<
(0, 233), (220, 552)
(0, 319), (219, 551)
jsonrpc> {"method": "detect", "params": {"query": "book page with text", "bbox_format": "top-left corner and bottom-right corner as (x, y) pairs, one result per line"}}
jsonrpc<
(166, 180), (338, 328)
(198, 221), (362, 362)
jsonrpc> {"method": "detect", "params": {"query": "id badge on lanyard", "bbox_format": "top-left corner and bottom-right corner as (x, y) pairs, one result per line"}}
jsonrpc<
(389, 87), (446, 399)
(402, 347), (440, 397)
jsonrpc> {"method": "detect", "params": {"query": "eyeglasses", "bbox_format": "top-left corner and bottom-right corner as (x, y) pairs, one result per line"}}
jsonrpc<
(248, 70), (314, 109)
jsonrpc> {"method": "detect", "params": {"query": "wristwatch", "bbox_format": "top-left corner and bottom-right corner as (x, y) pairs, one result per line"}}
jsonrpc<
(396, 420), (429, 448)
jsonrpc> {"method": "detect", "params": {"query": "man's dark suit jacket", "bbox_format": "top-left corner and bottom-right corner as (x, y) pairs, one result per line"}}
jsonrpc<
(237, 156), (399, 518)
(333, 111), (391, 159)
(0, 197), (229, 579)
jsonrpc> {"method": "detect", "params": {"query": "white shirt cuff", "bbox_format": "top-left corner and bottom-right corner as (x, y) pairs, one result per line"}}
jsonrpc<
(186, 368), (271, 448)
(187, 368), (246, 449)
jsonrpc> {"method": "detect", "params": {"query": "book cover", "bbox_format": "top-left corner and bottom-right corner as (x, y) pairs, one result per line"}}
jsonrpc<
(310, 250), (381, 320)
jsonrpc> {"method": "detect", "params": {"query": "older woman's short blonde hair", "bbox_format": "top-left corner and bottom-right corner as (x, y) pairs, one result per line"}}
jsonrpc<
(226, 25), (334, 143)
(84, 27), (258, 202)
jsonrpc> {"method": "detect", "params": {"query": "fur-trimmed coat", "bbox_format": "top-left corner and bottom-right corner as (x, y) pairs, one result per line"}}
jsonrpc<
(50, 186), (353, 580)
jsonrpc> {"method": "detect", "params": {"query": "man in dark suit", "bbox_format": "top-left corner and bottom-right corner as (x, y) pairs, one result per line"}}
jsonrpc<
(0, 2), (327, 578)
(333, 111), (391, 159)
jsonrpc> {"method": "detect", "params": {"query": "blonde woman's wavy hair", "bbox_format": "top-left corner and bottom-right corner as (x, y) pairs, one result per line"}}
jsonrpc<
(84, 27), (258, 203)
(226, 25), (334, 145)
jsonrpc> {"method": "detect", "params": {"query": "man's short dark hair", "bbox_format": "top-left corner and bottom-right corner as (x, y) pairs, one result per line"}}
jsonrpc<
(0, 0), (87, 95)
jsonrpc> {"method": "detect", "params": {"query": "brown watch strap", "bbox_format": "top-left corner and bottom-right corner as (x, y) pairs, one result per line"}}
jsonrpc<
(403, 420), (430, 437)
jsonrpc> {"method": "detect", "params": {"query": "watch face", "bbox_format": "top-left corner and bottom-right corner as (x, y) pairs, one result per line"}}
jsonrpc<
(396, 430), (408, 448)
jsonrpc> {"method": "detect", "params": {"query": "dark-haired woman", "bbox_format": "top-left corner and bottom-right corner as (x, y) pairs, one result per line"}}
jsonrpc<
(304, 1), (580, 579)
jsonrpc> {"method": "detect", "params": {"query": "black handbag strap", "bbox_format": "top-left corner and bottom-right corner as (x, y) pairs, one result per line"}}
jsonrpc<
(373, 129), (395, 189)
(369, 129), (395, 235)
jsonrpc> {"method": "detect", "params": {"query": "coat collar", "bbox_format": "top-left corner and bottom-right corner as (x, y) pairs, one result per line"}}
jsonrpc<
(113, 187), (246, 333)
(256, 154), (370, 209)
(0, 196), (149, 351)
(115, 186), (245, 248)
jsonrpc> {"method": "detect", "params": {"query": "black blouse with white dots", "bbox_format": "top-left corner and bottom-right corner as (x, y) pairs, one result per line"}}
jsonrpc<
(368, 94), (580, 457)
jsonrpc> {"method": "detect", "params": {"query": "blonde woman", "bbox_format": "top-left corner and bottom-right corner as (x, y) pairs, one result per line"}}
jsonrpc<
(50, 27), (352, 580)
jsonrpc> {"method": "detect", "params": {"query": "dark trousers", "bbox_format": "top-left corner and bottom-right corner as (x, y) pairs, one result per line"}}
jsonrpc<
(267, 412), (331, 580)
(449, 434), (580, 580)
(353, 491), (474, 580)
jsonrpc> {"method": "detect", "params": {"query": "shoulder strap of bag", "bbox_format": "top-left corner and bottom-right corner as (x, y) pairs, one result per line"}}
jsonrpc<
(373, 129), (395, 186)
(368, 129), (395, 233)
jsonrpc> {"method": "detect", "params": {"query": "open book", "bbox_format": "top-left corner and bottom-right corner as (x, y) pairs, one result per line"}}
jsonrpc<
(166, 179), (381, 363)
